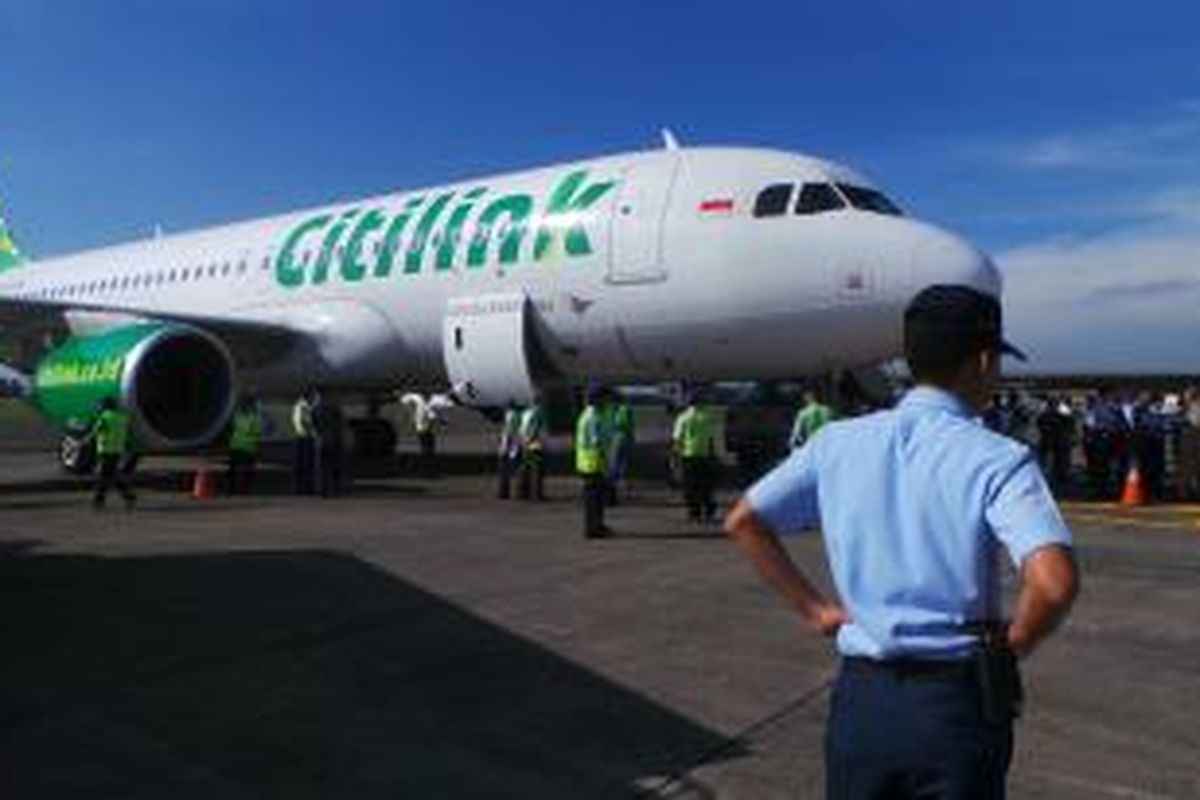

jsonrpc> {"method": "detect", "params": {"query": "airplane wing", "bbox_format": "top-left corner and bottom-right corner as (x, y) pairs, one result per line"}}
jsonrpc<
(0, 295), (301, 373)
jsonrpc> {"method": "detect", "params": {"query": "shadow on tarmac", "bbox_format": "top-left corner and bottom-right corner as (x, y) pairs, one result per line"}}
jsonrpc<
(0, 547), (736, 798)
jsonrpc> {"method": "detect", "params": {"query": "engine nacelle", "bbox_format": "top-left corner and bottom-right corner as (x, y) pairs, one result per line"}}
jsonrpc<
(34, 323), (236, 449)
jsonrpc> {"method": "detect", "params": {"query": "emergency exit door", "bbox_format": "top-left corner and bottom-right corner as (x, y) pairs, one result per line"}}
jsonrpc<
(608, 153), (680, 284)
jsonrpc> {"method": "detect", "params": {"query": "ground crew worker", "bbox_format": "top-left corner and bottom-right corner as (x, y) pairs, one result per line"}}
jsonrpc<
(292, 389), (316, 495)
(673, 393), (719, 523)
(789, 388), (834, 450)
(725, 285), (1079, 798)
(519, 396), (546, 501)
(608, 397), (635, 501)
(413, 398), (439, 478)
(576, 385), (611, 538)
(227, 394), (263, 495)
(497, 401), (522, 499)
(88, 396), (135, 511)
(310, 389), (346, 498)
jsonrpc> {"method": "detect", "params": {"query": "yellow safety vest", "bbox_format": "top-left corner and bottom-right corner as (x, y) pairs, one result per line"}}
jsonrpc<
(94, 409), (130, 456)
(674, 406), (715, 459)
(575, 405), (605, 475)
(230, 409), (262, 454)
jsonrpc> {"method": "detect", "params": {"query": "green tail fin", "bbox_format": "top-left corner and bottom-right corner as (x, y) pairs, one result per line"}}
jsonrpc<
(0, 206), (28, 272)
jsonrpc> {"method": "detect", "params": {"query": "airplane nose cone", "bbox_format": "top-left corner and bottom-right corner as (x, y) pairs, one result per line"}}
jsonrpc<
(910, 231), (1001, 298)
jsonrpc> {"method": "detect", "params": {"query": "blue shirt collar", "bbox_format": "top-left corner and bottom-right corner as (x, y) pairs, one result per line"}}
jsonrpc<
(900, 386), (977, 420)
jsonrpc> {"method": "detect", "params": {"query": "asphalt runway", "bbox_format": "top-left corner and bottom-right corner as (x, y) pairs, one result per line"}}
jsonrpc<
(0, 447), (1197, 799)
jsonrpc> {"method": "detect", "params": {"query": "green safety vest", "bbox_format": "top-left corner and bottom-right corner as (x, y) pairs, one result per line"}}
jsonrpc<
(230, 409), (263, 454)
(575, 405), (605, 475)
(520, 405), (545, 450)
(674, 406), (716, 459)
(93, 408), (130, 456)
(791, 402), (834, 448)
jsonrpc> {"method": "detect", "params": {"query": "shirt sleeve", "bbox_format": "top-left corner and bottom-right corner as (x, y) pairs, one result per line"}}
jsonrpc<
(745, 436), (821, 535)
(985, 450), (1073, 565)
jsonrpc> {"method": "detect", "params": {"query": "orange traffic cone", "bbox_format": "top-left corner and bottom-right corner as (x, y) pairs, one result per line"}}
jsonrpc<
(1119, 463), (1146, 506)
(191, 465), (218, 500)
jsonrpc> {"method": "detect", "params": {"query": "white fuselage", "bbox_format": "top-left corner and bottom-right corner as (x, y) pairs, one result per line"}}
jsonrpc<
(0, 147), (1000, 400)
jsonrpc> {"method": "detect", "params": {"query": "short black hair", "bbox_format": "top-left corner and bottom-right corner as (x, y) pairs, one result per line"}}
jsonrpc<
(904, 285), (1024, 382)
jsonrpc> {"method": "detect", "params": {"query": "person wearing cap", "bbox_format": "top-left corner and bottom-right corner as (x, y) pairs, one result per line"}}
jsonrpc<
(673, 391), (719, 523)
(291, 388), (317, 495)
(725, 285), (1079, 798)
(88, 396), (136, 511)
(789, 387), (835, 451)
(227, 394), (264, 495)
(497, 400), (522, 500)
(575, 384), (612, 538)
(518, 395), (547, 501)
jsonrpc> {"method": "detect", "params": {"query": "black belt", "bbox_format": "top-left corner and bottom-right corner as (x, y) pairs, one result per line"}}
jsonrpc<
(843, 656), (976, 681)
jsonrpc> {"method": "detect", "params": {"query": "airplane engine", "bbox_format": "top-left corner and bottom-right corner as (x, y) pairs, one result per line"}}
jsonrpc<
(34, 323), (236, 471)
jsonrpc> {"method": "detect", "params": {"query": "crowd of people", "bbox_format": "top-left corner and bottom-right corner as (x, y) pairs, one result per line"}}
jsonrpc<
(985, 388), (1200, 502)
(82, 375), (1200, 519)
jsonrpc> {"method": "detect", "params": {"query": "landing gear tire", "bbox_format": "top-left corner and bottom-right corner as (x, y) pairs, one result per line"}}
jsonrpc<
(350, 418), (398, 457)
(60, 434), (97, 475)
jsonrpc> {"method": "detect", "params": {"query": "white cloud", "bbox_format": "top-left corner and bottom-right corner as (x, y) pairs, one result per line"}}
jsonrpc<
(999, 230), (1200, 374)
(984, 103), (1200, 172)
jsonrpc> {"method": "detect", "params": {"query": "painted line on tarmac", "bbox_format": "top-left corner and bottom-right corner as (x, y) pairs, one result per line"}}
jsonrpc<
(1060, 501), (1200, 514)
(1064, 511), (1200, 533)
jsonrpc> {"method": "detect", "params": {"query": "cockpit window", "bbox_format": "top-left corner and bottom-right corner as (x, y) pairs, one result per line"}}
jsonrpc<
(753, 184), (794, 218)
(795, 183), (845, 215)
(836, 184), (902, 216)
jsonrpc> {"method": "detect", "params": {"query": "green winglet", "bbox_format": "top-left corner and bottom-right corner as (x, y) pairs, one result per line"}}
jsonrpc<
(0, 207), (27, 272)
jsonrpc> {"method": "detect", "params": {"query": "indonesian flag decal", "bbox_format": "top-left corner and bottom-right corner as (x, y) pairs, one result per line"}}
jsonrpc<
(698, 197), (734, 216)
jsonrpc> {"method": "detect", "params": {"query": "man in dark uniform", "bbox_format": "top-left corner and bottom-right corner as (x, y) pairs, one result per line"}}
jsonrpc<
(310, 389), (346, 498)
(726, 285), (1079, 799)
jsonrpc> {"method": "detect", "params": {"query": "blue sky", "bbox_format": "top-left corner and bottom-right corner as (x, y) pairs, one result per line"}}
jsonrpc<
(2, 0), (1199, 369)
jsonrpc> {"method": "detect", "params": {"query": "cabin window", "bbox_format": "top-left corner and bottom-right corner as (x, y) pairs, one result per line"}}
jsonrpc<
(753, 184), (793, 218)
(796, 183), (845, 215)
(836, 184), (903, 216)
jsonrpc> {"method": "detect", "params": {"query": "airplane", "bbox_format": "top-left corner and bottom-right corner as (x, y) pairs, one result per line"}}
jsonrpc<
(0, 135), (1000, 471)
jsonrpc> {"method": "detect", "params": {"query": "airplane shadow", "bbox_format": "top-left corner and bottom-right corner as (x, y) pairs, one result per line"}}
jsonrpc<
(0, 547), (737, 798)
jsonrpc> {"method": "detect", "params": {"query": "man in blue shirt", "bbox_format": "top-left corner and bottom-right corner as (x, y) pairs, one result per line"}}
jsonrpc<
(725, 285), (1079, 799)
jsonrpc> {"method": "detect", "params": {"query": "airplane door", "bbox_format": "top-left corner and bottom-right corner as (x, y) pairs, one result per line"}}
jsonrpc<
(608, 153), (680, 284)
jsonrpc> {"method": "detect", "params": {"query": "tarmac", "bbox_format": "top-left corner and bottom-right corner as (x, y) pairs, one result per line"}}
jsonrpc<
(0, 435), (1197, 799)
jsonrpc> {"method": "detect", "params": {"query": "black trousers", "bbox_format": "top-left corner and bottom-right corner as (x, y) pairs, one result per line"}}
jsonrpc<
(825, 659), (1013, 800)
(681, 456), (717, 521)
(581, 474), (606, 537)
(227, 450), (257, 495)
(294, 437), (315, 495)
(498, 452), (518, 499)
(316, 447), (343, 498)
(519, 449), (545, 500)
(418, 431), (437, 477)
(93, 455), (135, 508)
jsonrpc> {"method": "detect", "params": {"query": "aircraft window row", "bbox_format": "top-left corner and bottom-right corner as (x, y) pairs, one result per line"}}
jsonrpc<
(26, 255), (268, 301)
(752, 182), (903, 218)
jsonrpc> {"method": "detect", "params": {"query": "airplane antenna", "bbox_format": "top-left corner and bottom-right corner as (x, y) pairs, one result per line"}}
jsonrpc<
(661, 128), (681, 151)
